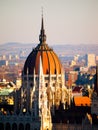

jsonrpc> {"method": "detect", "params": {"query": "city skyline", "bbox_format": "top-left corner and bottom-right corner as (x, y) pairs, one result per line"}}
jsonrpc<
(0, 9), (98, 129)
(0, 0), (98, 45)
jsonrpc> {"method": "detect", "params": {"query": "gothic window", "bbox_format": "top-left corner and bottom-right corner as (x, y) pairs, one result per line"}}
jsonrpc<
(19, 123), (24, 130)
(30, 83), (33, 87)
(25, 123), (30, 130)
(0, 123), (4, 130)
(45, 77), (49, 80)
(5, 123), (11, 130)
(12, 123), (17, 130)
(52, 77), (56, 80)
(46, 83), (48, 87)
(53, 83), (55, 87)
(29, 77), (33, 81)
(36, 77), (39, 81)
(40, 94), (42, 99)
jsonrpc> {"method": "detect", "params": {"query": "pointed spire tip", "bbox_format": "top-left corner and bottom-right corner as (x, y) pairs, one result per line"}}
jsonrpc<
(41, 7), (43, 18)
(39, 8), (47, 44)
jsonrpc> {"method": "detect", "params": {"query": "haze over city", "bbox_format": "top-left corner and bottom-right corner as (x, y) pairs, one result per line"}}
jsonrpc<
(0, 0), (98, 45)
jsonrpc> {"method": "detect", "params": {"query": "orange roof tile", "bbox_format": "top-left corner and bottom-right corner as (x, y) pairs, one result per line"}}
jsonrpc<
(74, 96), (91, 106)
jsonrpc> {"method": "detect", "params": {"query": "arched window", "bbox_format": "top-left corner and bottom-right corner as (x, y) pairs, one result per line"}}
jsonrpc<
(0, 123), (4, 130)
(12, 123), (17, 130)
(19, 123), (24, 130)
(25, 123), (30, 130)
(6, 123), (11, 130)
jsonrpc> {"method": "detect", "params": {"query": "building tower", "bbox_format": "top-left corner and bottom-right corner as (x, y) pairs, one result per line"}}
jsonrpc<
(14, 15), (68, 130)
(85, 54), (96, 67)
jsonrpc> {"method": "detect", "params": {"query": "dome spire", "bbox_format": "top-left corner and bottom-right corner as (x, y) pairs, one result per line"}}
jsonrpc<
(39, 8), (46, 44)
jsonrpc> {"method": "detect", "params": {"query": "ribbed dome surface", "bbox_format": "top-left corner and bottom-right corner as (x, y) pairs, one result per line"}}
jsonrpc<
(23, 16), (62, 75)
(23, 43), (62, 75)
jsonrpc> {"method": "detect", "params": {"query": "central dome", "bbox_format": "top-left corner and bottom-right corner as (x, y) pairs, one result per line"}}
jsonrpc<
(23, 16), (62, 75)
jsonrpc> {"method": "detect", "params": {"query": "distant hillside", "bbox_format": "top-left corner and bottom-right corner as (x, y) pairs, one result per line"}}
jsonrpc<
(53, 44), (98, 56)
(0, 42), (98, 56)
(0, 42), (35, 56)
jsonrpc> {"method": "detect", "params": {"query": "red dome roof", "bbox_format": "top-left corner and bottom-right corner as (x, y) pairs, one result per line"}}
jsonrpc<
(23, 43), (62, 75)
(23, 16), (62, 75)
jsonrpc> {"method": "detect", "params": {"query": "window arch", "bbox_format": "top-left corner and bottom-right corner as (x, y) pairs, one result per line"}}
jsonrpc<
(19, 123), (24, 130)
(0, 123), (4, 130)
(25, 123), (30, 130)
(12, 123), (17, 130)
(6, 123), (11, 130)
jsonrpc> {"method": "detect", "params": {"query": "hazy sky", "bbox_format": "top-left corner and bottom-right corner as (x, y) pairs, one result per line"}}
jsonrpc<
(0, 0), (98, 45)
